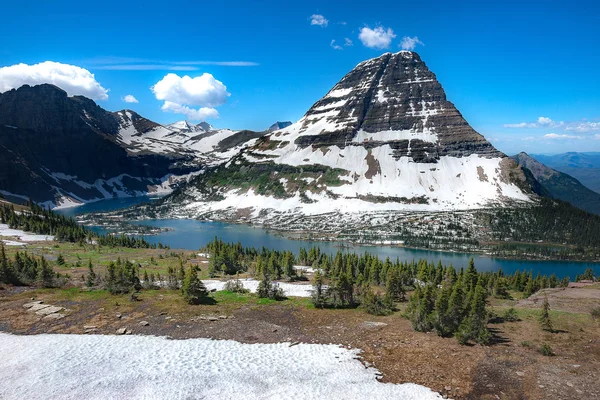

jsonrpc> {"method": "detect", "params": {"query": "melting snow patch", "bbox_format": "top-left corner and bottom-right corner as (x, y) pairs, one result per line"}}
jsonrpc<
(202, 279), (314, 298)
(0, 333), (443, 400)
(0, 224), (54, 242)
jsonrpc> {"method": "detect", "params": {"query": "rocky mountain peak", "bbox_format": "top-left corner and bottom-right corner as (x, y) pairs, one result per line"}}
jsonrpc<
(267, 121), (292, 132)
(168, 51), (535, 219)
(167, 120), (213, 133)
(279, 50), (502, 162)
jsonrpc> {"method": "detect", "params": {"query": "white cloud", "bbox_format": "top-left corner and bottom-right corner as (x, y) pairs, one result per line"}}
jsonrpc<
(152, 73), (229, 108)
(504, 122), (538, 128)
(0, 61), (108, 100)
(566, 121), (600, 132)
(310, 14), (328, 27)
(400, 36), (424, 51)
(522, 136), (537, 142)
(122, 94), (138, 103)
(330, 40), (343, 50)
(504, 117), (564, 129)
(537, 116), (552, 125)
(359, 26), (396, 49)
(595, 134), (600, 140)
(543, 133), (583, 140)
(344, 38), (353, 46)
(151, 73), (229, 121)
(95, 64), (199, 71)
(161, 101), (218, 121)
(87, 57), (258, 70)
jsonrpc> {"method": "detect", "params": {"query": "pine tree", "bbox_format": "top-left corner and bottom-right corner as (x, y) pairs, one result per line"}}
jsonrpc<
(385, 267), (405, 302)
(178, 261), (185, 284)
(468, 284), (491, 344)
(56, 253), (65, 266)
(409, 284), (435, 332)
(181, 265), (210, 304)
(539, 294), (553, 332)
(434, 283), (453, 337)
(86, 260), (96, 288)
(0, 244), (16, 284)
(362, 288), (393, 316)
(311, 269), (326, 307)
(37, 257), (54, 288)
(447, 280), (466, 333)
(457, 283), (490, 345)
(523, 273), (534, 298)
(283, 251), (295, 280)
(257, 270), (273, 298)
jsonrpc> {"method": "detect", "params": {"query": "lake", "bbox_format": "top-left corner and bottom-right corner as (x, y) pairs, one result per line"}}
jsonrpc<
(56, 198), (598, 278)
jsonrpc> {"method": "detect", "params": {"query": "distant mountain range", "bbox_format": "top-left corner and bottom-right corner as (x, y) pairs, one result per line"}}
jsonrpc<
(512, 153), (600, 215)
(530, 152), (600, 194)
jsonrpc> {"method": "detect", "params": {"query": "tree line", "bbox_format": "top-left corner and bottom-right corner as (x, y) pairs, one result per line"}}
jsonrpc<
(200, 238), (581, 344)
(0, 202), (163, 249)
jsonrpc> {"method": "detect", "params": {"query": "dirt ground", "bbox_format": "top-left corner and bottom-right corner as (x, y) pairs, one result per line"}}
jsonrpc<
(1, 283), (599, 400)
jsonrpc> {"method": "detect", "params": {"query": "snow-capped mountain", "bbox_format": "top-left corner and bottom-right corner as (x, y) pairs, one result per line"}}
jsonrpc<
(267, 121), (292, 132)
(163, 51), (535, 221)
(0, 84), (265, 208)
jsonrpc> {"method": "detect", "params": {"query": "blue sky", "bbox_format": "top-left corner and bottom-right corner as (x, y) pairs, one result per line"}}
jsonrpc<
(1, 0), (599, 154)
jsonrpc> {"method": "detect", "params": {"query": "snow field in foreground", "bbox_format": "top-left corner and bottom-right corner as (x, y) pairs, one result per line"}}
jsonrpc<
(0, 223), (54, 242)
(0, 333), (443, 400)
(202, 278), (314, 298)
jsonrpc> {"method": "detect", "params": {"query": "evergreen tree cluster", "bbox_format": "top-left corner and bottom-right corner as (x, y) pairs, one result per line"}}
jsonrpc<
(575, 268), (597, 282)
(1, 202), (87, 242)
(204, 238), (297, 280)
(406, 259), (491, 344)
(104, 257), (142, 294)
(487, 198), (600, 259)
(0, 202), (160, 249)
(0, 245), (63, 287)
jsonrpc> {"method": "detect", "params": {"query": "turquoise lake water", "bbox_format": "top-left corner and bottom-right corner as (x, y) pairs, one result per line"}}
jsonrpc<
(57, 198), (598, 278)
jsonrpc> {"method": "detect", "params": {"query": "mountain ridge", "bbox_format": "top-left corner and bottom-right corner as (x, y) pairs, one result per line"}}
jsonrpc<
(512, 152), (600, 215)
(0, 84), (265, 207)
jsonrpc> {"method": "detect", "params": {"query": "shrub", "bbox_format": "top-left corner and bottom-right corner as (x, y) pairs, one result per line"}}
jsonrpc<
(539, 343), (554, 356)
(503, 307), (520, 322)
(224, 277), (249, 294)
(257, 273), (285, 300)
(181, 266), (210, 305)
(591, 307), (600, 320)
(362, 289), (393, 316)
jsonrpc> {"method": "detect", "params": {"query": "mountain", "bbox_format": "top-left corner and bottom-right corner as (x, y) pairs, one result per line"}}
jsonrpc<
(167, 120), (214, 133)
(0, 84), (263, 208)
(512, 152), (600, 215)
(160, 51), (535, 222)
(530, 152), (600, 194)
(267, 121), (292, 132)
